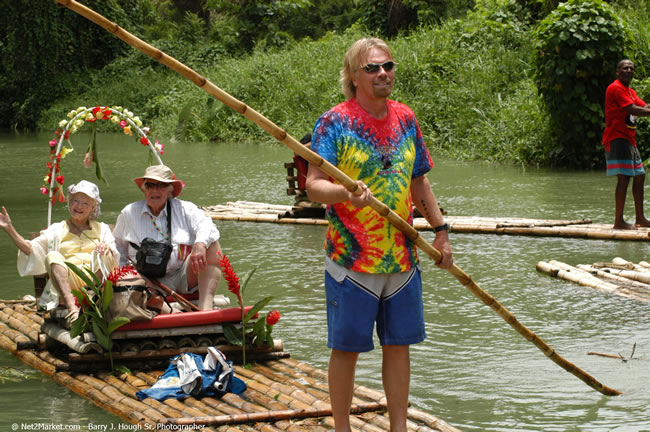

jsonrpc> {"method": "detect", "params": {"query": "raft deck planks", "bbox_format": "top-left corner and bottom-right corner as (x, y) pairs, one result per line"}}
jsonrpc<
(0, 301), (461, 432)
(203, 201), (650, 241)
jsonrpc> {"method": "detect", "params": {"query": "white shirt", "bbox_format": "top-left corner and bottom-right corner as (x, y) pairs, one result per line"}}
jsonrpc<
(113, 198), (220, 273)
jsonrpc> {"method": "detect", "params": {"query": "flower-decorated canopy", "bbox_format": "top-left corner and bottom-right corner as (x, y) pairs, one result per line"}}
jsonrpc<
(45, 105), (165, 226)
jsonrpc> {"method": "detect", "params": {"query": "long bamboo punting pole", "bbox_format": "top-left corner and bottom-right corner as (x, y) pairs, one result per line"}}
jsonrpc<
(55, 0), (621, 396)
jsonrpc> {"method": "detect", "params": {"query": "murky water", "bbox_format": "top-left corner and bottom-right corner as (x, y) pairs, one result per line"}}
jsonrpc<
(0, 132), (648, 431)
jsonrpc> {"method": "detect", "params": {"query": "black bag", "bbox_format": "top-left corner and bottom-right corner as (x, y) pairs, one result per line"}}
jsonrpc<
(135, 238), (172, 278)
(132, 200), (173, 279)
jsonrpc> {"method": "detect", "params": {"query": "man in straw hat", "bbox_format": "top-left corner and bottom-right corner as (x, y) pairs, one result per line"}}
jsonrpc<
(113, 164), (222, 310)
(306, 37), (453, 431)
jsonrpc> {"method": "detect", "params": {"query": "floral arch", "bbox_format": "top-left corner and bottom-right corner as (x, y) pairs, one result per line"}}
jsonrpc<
(44, 105), (165, 226)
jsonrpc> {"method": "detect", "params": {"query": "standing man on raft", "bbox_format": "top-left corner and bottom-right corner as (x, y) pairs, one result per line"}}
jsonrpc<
(306, 37), (453, 431)
(603, 59), (650, 229)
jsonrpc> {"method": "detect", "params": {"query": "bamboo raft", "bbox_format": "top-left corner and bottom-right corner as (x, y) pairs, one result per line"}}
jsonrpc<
(203, 201), (650, 241)
(536, 257), (650, 303)
(0, 300), (461, 432)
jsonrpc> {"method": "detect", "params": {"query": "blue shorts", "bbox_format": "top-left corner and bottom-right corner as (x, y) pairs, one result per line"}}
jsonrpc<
(324, 262), (425, 352)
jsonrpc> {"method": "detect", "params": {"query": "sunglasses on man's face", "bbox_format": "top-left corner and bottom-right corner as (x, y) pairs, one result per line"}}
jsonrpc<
(144, 182), (168, 190)
(360, 61), (396, 74)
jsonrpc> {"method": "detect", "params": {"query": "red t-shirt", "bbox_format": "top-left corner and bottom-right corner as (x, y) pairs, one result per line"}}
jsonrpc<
(602, 79), (646, 151)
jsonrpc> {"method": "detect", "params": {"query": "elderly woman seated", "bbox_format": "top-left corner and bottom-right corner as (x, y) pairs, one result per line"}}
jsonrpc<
(112, 165), (222, 310)
(0, 180), (118, 327)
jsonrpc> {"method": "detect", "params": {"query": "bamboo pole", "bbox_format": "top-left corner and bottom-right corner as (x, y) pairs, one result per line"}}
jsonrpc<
(55, 0), (621, 397)
(167, 403), (386, 426)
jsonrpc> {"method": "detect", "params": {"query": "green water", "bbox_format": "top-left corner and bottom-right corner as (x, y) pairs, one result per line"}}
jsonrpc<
(0, 132), (649, 432)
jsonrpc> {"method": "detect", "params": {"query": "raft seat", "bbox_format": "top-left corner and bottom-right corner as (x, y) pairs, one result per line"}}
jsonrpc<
(116, 305), (253, 331)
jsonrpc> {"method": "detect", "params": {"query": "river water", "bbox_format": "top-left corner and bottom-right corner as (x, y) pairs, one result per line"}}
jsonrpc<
(0, 132), (648, 432)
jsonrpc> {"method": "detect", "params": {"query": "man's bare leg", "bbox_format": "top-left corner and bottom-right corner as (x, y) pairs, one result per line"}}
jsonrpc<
(382, 345), (410, 432)
(329, 349), (359, 432)
(614, 175), (634, 229)
(632, 174), (650, 227)
(187, 242), (222, 310)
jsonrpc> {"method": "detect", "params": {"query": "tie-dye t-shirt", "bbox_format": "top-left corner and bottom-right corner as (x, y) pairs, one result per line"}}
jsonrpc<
(311, 98), (433, 274)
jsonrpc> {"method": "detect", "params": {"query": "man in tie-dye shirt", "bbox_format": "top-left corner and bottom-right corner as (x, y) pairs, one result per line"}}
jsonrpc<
(306, 37), (453, 432)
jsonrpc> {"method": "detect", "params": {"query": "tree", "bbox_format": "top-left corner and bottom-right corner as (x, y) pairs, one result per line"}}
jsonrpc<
(533, 0), (627, 168)
(0, 0), (153, 130)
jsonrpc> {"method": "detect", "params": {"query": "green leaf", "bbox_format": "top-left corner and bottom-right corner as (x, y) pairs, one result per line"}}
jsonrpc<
(92, 320), (112, 352)
(240, 267), (257, 297)
(243, 296), (273, 324)
(107, 317), (130, 334)
(102, 281), (114, 312)
(65, 262), (96, 289)
(69, 314), (88, 339)
(252, 318), (266, 346)
(223, 324), (242, 345)
(115, 365), (132, 375)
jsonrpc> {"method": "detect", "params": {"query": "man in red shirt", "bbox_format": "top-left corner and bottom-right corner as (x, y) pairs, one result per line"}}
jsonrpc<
(603, 59), (650, 229)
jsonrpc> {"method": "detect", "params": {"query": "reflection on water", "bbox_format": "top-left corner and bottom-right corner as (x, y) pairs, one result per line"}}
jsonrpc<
(0, 133), (649, 431)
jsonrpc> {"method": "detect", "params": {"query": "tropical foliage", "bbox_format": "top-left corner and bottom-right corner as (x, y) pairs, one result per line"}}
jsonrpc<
(532, 0), (627, 167)
(4, 0), (650, 168)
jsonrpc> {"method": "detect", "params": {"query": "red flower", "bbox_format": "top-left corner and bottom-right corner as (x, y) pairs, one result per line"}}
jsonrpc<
(140, 136), (150, 146)
(217, 253), (243, 305)
(106, 265), (138, 285)
(55, 175), (65, 185)
(266, 310), (281, 326)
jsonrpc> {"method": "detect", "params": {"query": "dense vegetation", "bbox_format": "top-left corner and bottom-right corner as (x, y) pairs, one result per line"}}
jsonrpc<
(2, 0), (650, 168)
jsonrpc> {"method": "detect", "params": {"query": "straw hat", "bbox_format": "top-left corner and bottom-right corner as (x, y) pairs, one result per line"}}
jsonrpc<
(134, 164), (184, 197)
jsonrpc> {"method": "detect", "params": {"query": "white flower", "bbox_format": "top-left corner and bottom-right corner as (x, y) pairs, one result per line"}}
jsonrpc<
(67, 110), (76, 119)
(86, 113), (95, 121)
(59, 119), (68, 128)
(133, 117), (142, 127)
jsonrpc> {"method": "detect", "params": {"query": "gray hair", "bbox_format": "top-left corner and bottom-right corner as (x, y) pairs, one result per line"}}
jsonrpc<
(340, 37), (394, 99)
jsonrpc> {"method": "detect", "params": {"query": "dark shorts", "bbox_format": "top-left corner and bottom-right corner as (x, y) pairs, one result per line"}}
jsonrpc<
(606, 139), (644, 176)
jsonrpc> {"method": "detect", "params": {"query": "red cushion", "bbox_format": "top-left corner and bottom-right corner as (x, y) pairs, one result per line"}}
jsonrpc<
(117, 306), (254, 331)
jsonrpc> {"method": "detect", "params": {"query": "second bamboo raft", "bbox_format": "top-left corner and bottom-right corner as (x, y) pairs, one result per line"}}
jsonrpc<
(203, 201), (650, 241)
(536, 257), (650, 303)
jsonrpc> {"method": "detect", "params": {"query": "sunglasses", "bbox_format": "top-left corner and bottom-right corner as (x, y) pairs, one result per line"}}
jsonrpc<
(360, 61), (396, 74)
(144, 182), (169, 190)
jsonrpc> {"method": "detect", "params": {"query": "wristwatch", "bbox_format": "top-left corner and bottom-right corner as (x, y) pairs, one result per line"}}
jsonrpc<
(433, 223), (449, 233)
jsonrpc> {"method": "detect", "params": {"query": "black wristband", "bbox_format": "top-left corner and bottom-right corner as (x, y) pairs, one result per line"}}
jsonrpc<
(433, 223), (449, 233)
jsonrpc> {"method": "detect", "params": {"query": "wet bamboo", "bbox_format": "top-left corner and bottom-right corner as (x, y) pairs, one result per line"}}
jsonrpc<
(167, 403), (386, 426)
(56, 0), (621, 397)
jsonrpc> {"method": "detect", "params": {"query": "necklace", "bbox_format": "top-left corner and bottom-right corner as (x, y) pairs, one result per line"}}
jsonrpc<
(148, 213), (169, 240)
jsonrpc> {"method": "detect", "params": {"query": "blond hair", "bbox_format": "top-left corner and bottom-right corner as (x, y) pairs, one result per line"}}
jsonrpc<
(340, 38), (394, 100)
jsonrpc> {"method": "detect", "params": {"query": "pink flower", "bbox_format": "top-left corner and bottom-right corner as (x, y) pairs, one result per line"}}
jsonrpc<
(83, 152), (93, 168)
(40, 187), (48, 195)
(49, 139), (57, 148)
